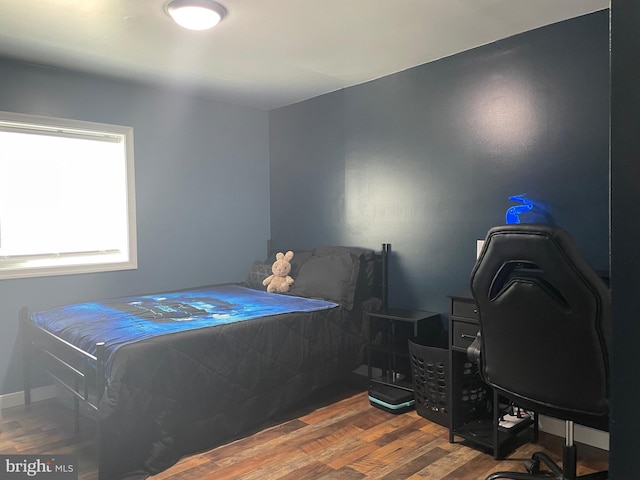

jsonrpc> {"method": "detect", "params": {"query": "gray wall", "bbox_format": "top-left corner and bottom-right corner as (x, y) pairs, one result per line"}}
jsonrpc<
(269, 11), (609, 318)
(0, 59), (270, 394)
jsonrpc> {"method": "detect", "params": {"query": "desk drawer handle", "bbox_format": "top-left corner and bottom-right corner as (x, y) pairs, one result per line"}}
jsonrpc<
(460, 334), (477, 340)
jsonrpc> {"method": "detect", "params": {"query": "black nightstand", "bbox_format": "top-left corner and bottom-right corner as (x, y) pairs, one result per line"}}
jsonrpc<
(367, 308), (442, 413)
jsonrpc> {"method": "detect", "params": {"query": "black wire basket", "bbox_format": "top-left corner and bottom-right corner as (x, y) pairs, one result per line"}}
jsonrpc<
(408, 338), (449, 427)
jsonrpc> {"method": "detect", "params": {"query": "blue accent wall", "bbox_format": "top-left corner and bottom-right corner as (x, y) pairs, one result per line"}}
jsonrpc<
(0, 59), (270, 394)
(269, 11), (609, 318)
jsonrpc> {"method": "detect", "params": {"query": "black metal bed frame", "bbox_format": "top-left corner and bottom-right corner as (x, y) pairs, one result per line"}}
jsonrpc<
(21, 307), (106, 432)
(20, 242), (391, 473)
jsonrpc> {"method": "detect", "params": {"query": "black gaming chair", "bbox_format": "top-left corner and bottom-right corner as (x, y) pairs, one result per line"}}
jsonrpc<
(469, 224), (610, 480)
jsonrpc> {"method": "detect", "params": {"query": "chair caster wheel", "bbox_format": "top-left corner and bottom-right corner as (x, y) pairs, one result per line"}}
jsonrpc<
(525, 459), (541, 474)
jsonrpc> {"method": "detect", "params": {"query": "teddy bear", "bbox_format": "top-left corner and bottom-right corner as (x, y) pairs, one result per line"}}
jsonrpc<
(262, 251), (295, 293)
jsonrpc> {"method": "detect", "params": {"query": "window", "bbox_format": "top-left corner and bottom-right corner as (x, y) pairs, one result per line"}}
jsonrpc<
(0, 112), (137, 280)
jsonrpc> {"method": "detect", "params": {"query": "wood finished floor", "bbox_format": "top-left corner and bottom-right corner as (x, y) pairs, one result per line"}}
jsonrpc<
(0, 385), (608, 480)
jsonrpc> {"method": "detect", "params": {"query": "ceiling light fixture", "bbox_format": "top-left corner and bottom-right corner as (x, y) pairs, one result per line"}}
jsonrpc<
(165, 0), (226, 31)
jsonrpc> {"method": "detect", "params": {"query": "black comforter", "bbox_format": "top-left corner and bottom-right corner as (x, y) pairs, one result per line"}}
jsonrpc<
(97, 299), (371, 479)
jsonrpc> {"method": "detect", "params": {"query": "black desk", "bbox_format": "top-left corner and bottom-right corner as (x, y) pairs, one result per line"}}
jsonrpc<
(447, 293), (537, 459)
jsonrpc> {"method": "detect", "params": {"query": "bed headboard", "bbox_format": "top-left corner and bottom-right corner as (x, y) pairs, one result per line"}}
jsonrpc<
(381, 243), (390, 309)
(265, 241), (390, 309)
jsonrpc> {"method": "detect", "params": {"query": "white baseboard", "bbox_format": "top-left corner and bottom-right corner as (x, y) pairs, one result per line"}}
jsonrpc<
(539, 415), (609, 451)
(0, 385), (57, 410)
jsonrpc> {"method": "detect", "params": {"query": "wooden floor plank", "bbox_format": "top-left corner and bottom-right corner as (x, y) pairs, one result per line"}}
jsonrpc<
(0, 385), (609, 480)
(324, 438), (379, 470)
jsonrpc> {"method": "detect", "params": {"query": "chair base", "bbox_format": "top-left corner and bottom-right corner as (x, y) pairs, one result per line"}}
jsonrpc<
(485, 450), (608, 480)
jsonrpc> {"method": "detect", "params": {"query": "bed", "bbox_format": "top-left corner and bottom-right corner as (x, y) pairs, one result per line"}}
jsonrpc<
(21, 244), (389, 480)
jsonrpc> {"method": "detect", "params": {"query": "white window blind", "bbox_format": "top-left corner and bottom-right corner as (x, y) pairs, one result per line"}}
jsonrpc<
(0, 112), (137, 279)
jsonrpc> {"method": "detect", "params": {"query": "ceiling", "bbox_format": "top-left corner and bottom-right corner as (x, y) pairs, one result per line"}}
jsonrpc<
(0, 0), (609, 110)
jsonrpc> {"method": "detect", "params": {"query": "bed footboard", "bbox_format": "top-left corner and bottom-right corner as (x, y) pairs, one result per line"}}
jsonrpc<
(21, 307), (106, 432)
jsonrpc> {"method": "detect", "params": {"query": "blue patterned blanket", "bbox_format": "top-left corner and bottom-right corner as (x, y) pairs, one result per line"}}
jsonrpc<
(32, 284), (337, 373)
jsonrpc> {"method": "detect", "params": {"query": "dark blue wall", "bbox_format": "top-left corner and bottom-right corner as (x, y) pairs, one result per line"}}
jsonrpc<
(269, 11), (609, 319)
(610, 0), (640, 477)
(0, 59), (270, 395)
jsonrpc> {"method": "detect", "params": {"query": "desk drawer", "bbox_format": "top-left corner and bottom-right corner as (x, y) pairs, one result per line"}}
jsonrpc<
(451, 299), (478, 319)
(452, 320), (479, 350)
